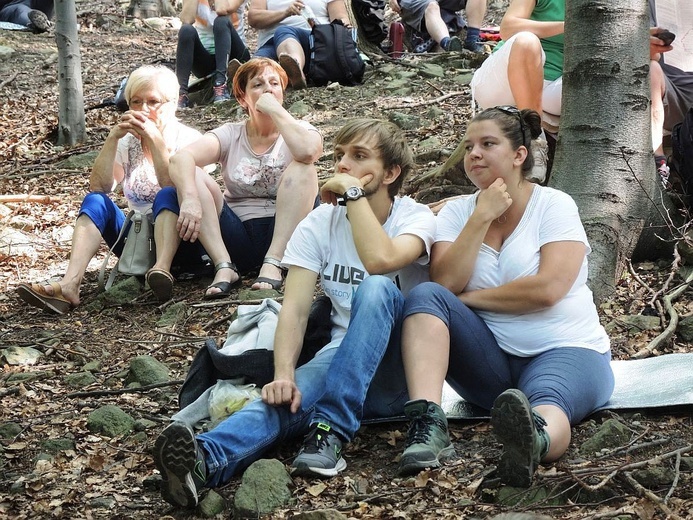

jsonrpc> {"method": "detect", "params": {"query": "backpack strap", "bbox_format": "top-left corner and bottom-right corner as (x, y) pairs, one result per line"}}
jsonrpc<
(98, 209), (135, 292)
(332, 22), (355, 84)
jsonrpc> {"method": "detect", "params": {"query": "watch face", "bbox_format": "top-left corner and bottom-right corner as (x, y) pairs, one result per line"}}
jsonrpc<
(346, 187), (362, 198)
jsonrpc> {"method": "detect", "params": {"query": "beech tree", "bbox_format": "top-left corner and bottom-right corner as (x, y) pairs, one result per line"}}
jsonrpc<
(55, 0), (86, 145)
(550, 0), (653, 303)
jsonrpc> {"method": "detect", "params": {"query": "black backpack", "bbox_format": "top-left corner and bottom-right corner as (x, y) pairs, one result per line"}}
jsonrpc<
(309, 20), (365, 87)
(669, 107), (693, 206)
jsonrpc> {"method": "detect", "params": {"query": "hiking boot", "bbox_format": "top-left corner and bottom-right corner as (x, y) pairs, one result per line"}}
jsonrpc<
(177, 93), (190, 109)
(463, 38), (484, 53)
(491, 389), (550, 488)
(443, 36), (463, 52)
(291, 422), (346, 477)
(529, 137), (549, 184)
(279, 53), (307, 90)
(154, 422), (207, 508)
(27, 9), (51, 33)
(212, 82), (231, 103)
(398, 399), (456, 476)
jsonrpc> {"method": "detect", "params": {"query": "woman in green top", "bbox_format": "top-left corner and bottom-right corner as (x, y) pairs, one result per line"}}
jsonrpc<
(470, 0), (564, 183)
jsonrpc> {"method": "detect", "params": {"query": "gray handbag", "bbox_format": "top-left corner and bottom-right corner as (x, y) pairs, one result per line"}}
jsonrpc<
(98, 210), (156, 291)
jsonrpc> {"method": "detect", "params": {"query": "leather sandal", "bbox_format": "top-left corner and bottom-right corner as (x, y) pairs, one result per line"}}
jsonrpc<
(204, 261), (242, 300)
(251, 256), (287, 292)
(146, 268), (174, 302)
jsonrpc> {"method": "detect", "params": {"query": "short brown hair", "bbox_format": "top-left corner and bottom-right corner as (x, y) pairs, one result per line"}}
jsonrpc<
(333, 119), (415, 198)
(232, 58), (288, 101)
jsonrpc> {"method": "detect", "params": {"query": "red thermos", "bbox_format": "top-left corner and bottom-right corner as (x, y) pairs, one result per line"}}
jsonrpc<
(389, 22), (404, 59)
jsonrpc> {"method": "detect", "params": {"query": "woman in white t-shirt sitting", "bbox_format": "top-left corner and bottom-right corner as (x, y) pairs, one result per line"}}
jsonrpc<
(249, 0), (351, 89)
(16, 65), (204, 314)
(150, 58), (322, 300)
(396, 106), (614, 487)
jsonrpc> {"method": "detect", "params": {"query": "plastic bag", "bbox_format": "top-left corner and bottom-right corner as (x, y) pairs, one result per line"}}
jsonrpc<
(208, 380), (261, 422)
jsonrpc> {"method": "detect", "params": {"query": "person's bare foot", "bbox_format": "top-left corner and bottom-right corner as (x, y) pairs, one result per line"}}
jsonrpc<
(43, 280), (80, 306)
(251, 263), (284, 291)
(204, 263), (241, 299)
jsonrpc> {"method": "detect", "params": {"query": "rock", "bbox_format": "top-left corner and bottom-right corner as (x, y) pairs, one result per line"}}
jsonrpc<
(580, 418), (630, 456)
(491, 514), (553, 520)
(0, 227), (38, 258)
(10, 480), (25, 494)
(89, 496), (116, 509)
(87, 405), (135, 437)
(292, 509), (348, 520)
(57, 150), (100, 169)
(632, 467), (675, 487)
(416, 136), (443, 162)
(0, 422), (22, 439)
(287, 101), (312, 117)
(142, 474), (162, 491)
(419, 63), (445, 78)
(83, 360), (102, 372)
(7, 371), (52, 383)
(676, 315), (693, 341)
(126, 355), (169, 386)
(40, 438), (75, 453)
(84, 276), (144, 312)
(65, 371), (96, 388)
(0, 45), (15, 59)
(243, 287), (281, 300)
(388, 111), (422, 130)
(495, 485), (564, 507)
(198, 490), (226, 517)
(609, 315), (661, 334)
(1, 346), (42, 365)
(133, 418), (157, 432)
(233, 459), (293, 518)
(681, 456), (693, 471)
(156, 302), (187, 327)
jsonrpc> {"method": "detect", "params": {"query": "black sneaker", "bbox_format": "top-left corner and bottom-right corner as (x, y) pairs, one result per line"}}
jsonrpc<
(27, 9), (51, 33)
(398, 399), (456, 476)
(463, 38), (484, 53)
(154, 422), (206, 508)
(212, 83), (231, 103)
(491, 389), (550, 488)
(444, 36), (463, 52)
(291, 423), (346, 477)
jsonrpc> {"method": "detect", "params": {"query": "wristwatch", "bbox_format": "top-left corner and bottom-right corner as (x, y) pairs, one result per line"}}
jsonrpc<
(339, 186), (366, 205)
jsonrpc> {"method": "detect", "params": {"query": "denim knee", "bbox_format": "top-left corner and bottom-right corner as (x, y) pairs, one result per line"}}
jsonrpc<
(403, 282), (457, 324)
(152, 186), (180, 218)
(355, 275), (403, 308)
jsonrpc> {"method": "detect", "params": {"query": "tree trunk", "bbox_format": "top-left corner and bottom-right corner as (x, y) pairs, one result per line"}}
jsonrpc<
(55, 0), (86, 146)
(551, 0), (652, 304)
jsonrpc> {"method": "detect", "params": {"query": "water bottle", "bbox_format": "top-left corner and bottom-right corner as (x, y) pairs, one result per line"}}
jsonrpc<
(389, 21), (404, 59)
(302, 5), (317, 28)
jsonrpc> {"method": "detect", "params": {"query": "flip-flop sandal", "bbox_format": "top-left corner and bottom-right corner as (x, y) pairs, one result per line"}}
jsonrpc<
(251, 256), (286, 292)
(16, 282), (73, 315)
(146, 268), (175, 302)
(203, 261), (242, 300)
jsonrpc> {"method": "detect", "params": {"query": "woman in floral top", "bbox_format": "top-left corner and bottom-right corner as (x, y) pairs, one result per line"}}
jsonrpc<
(17, 65), (205, 314)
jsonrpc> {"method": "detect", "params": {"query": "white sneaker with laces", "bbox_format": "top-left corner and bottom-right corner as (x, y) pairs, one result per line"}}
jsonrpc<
(529, 137), (549, 184)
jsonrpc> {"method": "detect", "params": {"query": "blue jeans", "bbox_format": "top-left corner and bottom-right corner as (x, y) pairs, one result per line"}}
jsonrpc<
(0, 0), (53, 26)
(403, 282), (614, 425)
(199, 275), (409, 486)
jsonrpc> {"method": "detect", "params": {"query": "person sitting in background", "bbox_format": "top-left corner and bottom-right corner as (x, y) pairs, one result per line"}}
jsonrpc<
(389, 0), (487, 53)
(176, 0), (251, 108)
(146, 58), (321, 301)
(249, 0), (351, 89)
(397, 106), (613, 486)
(16, 66), (204, 314)
(0, 0), (52, 33)
(153, 118), (436, 507)
(648, 0), (693, 184)
(470, 0), (565, 183)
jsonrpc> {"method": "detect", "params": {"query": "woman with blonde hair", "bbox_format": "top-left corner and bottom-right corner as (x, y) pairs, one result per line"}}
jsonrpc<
(16, 65), (205, 314)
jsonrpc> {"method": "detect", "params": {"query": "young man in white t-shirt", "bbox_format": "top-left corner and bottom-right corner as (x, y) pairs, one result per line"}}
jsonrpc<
(153, 119), (436, 507)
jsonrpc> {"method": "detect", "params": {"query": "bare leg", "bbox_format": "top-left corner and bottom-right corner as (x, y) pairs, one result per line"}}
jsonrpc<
(252, 161), (317, 289)
(650, 59), (667, 156)
(424, 2), (450, 46)
(194, 169), (240, 296)
(534, 404), (571, 462)
(41, 214), (103, 306)
(507, 32), (544, 114)
(152, 209), (181, 273)
(465, 0), (486, 29)
(401, 313), (450, 405)
(276, 38), (306, 69)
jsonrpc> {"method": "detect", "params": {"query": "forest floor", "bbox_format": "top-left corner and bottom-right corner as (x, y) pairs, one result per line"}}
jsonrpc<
(0, 2), (692, 519)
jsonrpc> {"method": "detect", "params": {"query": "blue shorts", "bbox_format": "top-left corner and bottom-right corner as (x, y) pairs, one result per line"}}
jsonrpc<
(403, 282), (615, 424)
(78, 192), (127, 256)
(254, 26), (312, 71)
